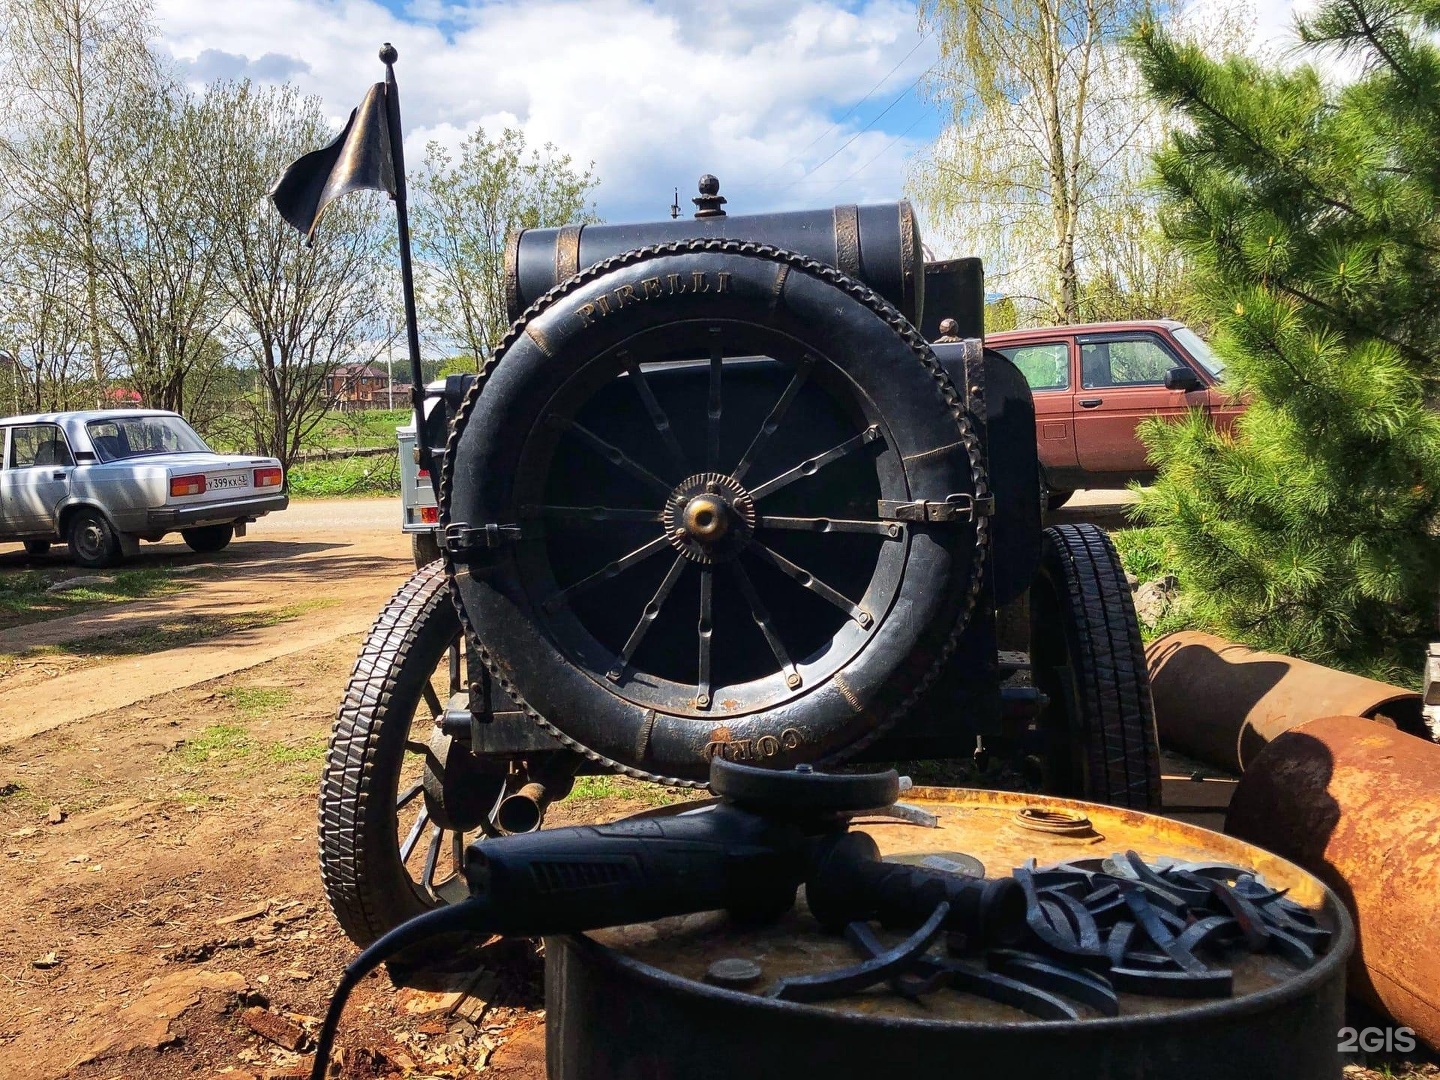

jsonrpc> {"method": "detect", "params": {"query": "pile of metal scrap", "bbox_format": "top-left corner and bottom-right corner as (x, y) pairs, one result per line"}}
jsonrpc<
(760, 850), (1331, 1015)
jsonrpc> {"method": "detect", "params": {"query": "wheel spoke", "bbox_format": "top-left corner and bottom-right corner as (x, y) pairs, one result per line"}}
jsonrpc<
(732, 562), (800, 689)
(404, 738), (430, 756)
(621, 351), (689, 476)
(732, 355), (815, 483)
(750, 542), (873, 629)
(400, 807), (429, 863)
(542, 534), (671, 611)
(396, 782), (423, 811)
(448, 640), (461, 696)
(422, 825), (444, 896)
(523, 504), (662, 525)
(707, 329), (723, 471)
(452, 831), (465, 878)
(757, 515), (903, 538)
(697, 567), (714, 709)
(553, 415), (673, 498)
(607, 554), (689, 682)
(749, 425), (881, 501)
(421, 681), (444, 720)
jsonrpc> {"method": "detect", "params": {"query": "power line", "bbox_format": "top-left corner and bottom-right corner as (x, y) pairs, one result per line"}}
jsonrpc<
(760, 31), (931, 182)
(821, 104), (936, 196)
(778, 62), (937, 193)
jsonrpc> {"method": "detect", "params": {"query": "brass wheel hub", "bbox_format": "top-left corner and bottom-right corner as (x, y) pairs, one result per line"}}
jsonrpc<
(663, 473), (756, 564)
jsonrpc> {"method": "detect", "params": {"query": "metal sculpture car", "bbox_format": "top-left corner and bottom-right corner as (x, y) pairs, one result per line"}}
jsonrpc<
(0, 409), (287, 567)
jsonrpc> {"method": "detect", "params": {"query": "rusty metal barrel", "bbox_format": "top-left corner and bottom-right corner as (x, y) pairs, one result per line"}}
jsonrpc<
(1146, 631), (1423, 773)
(546, 788), (1352, 1079)
(1226, 715), (1440, 1051)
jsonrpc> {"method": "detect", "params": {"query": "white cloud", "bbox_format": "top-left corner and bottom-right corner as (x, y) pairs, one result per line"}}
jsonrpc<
(154, 0), (936, 223)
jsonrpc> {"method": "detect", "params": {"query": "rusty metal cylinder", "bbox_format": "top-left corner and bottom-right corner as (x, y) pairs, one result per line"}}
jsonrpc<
(1226, 715), (1440, 1050)
(1146, 631), (1423, 773)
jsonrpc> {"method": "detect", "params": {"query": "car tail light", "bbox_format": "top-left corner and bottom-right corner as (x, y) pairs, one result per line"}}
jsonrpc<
(420, 506), (439, 524)
(170, 474), (206, 497)
(254, 467), (283, 489)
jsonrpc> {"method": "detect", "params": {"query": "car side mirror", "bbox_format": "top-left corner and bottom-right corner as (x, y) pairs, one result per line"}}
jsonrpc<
(1164, 366), (1203, 392)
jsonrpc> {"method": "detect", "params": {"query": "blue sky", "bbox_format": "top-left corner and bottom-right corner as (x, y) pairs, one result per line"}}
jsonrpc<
(155, 0), (1304, 227)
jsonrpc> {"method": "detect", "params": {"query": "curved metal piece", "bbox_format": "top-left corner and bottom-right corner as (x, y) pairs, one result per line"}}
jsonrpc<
(766, 901), (949, 1002)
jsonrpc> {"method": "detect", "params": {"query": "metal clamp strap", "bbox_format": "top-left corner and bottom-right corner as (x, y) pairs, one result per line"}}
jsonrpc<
(876, 493), (995, 523)
(444, 521), (525, 553)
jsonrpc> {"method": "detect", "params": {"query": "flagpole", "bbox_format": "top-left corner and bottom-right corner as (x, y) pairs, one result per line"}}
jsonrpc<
(378, 43), (435, 488)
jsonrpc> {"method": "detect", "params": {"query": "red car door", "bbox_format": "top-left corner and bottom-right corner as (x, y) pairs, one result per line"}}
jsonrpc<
(1073, 332), (1208, 476)
(991, 338), (1077, 474)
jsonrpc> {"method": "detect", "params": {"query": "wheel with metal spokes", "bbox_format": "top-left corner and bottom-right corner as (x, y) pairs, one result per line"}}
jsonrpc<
(319, 561), (508, 946)
(444, 241), (989, 783)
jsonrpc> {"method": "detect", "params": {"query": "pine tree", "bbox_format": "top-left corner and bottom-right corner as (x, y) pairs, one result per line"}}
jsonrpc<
(1127, 0), (1440, 678)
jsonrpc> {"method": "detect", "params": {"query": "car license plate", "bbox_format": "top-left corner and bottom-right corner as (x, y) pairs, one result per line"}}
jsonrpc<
(207, 472), (249, 491)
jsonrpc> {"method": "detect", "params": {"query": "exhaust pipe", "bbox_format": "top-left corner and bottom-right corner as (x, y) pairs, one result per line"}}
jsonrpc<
(496, 765), (578, 834)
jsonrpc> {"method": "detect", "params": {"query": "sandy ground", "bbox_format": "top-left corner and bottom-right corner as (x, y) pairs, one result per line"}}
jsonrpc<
(0, 492), (1427, 1079)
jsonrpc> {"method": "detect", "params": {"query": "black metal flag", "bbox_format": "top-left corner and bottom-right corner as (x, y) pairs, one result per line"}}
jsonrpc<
(269, 44), (435, 492)
(269, 80), (397, 240)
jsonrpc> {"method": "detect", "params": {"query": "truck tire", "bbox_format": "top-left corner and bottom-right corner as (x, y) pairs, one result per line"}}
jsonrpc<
(320, 561), (506, 947)
(68, 508), (122, 569)
(181, 524), (234, 553)
(411, 530), (443, 568)
(1030, 523), (1161, 809)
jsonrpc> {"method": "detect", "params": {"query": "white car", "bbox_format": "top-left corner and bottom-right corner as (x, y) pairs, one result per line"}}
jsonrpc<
(0, 409), (287, 568)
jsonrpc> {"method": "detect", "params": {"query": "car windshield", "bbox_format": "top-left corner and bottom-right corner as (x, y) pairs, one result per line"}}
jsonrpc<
(85, 415), (210, 462)
(1171, 325), (1225, 378)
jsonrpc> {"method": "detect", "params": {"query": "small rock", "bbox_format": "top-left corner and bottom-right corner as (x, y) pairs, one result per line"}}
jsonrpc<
(1124, 571), (1139, 592)
(1133, 577), (1178, 627)
(240, 1007), (307, 1051)
(282, 969), (312, 982)
(33, 951), (61, 969)
(46, 574), (116, 594)
(47, 806), (65, 825)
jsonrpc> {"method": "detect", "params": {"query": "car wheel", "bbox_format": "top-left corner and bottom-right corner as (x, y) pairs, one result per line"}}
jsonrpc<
(411, 530), (443, 568)
(1029, 523), (1161, 810)
(320, 560), (508, 948)
(68, 509), (122, 569)
(181, 524), (234, 553)
(22, 539), (51, 557)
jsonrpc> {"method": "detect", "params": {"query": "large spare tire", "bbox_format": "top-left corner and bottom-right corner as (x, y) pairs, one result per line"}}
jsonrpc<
(442, 240), (988, 784)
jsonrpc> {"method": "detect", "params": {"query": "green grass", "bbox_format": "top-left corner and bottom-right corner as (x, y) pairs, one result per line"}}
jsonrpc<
(263, 737), (327, 765)
(569, 774), (692, 807)
(175, 723), (253, 766)
(219, 686), (294, 715)
(307, 408), (412, 450)
(1111, 527), (1174, 582)
(0, 566), (195, 626)
(287, 451), (400, 498)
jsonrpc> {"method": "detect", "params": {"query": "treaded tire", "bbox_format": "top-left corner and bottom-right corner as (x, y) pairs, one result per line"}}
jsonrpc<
(320, 561), (464, 946)
(68, 508), (121, 568)
(181, 524), (234, 553)
(1031, 523), (1161, 810)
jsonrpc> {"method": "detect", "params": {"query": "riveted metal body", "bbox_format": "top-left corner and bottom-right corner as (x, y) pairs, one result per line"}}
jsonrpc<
(1226, 715), (1440, 1051)
(1147, 631), (1424, 773)
(546, 787), (1351, 1080)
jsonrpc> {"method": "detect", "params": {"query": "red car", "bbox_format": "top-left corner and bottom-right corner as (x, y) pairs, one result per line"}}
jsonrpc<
(987, 320), (1241, 509)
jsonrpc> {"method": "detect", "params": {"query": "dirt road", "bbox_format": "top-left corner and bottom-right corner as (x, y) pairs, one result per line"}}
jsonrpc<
(0, 501), (663, 1079)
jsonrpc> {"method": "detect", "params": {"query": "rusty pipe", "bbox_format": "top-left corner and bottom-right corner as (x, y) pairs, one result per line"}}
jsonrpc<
(1146, 631), (1423, 773)
(1226, 716), (1440, 1051)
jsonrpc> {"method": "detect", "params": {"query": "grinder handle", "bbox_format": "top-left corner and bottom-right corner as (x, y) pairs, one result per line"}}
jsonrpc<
(463, 806), (802, 935)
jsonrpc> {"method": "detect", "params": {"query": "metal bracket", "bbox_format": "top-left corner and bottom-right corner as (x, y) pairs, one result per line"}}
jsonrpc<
(444, 521), (526, 553)
(877, 493), (994, 523)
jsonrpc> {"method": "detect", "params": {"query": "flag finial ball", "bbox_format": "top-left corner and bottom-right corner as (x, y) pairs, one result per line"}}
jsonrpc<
(379, 43), (398, 65)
